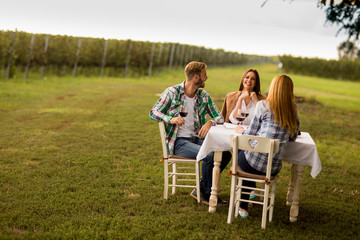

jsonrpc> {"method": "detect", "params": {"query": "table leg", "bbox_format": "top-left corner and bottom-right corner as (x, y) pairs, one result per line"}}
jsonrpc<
(286, 164), (296, 206)
(286, 164), (305, 222)
(209, 151), (222, 213)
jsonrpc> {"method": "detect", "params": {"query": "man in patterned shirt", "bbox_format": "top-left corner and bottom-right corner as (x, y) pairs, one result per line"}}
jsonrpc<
(149, 61), (231, 205)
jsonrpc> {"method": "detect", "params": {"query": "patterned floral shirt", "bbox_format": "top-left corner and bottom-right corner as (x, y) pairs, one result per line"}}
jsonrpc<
(149, 81), (223, 154)
(242, 101), (299, 174)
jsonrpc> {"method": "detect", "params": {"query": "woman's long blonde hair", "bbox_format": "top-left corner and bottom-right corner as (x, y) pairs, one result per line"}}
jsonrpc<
(267, 75), (298, 136)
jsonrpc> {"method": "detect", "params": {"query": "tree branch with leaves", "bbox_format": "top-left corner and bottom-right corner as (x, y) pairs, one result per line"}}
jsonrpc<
(319, 0), (360, 40)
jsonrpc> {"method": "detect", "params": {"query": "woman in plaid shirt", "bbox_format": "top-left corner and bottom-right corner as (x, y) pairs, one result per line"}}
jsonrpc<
(235, 74), (299, 218)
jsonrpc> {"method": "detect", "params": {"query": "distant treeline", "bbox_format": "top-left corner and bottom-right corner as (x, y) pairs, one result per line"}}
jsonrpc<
(0, 30), (273, 80)
(280, 55), (360, 82)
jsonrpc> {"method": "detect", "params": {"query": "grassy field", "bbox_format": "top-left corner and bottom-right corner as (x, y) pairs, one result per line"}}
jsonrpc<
(1, 64), (359, 239)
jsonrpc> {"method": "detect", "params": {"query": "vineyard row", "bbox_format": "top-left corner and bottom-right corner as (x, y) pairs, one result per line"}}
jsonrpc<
(279, 55), (360, 82)
(0, 30), (273, 80)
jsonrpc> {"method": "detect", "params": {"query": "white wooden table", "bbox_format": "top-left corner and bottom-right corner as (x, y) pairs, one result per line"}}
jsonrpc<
(196, 124), (322, 222)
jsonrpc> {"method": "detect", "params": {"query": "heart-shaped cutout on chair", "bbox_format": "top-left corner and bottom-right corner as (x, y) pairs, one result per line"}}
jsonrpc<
(248, 139), (258, 149)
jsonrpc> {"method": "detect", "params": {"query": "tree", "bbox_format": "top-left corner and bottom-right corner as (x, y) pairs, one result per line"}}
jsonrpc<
(319, 0), (360, 41)
(319, 1), (360, 59)
(337, 40), (359, 58)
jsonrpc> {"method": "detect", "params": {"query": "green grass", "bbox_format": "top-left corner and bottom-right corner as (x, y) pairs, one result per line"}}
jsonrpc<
(1, 64), (360, 239)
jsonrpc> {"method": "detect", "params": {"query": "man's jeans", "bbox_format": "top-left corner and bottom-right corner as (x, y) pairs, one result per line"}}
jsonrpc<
(174, 136), (231, 199)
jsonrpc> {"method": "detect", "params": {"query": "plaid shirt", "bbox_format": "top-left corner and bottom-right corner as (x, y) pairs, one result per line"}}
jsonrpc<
(242, 101), (299, 174)
(149, 81), (223, 154)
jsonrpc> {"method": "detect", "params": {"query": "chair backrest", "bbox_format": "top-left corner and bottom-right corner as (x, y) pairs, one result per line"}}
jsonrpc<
(231, 135), (280, 178)
(159, 121), (169, 159)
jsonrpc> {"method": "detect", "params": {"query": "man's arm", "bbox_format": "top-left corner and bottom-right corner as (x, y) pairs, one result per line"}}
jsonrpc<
(198, 121), (213, 138)
(149, 89), (173, 123)
(197, 93), (223, 138)
(206, 95), (224, 125)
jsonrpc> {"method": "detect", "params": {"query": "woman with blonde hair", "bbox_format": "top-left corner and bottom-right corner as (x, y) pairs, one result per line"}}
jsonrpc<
(235, 74), (299, 218)
(221, 69), (266, 125)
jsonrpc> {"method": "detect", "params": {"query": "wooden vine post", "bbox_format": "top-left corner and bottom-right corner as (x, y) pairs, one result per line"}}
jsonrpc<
(168, 44), (175, 72)
(124, 40), (132, 77)
(100, 39), (108, 76)
(24, 34), (36, 80)
(155, 43), (163, 75)
(148, 43), (156, 77)
(189, 47), (194, 62)
(40, 35), (50, 79)
(5, 30), (16, 81)
(72, 38), (82, 77)
(179, 45), (185, 69)
(173, 44), (180, 70)
(163, 44), (170, 74)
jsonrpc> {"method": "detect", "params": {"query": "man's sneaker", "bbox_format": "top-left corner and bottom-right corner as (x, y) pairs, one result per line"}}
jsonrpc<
(239, 208), (249, 219)
(190, 189), (209, 205)
(190, 189), (227, 206)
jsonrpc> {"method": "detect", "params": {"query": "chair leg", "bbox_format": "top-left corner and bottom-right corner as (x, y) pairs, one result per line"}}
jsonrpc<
(164, 159), (169, 200)
(269, 182), (277, 222)
(260, 182), (265, 201)
(227, 175), (237, 224)
(172, 162), (177, 194)
(261, 184), (270, 229)
(234, 178), (242, 218)
(195, 161), (201, 203)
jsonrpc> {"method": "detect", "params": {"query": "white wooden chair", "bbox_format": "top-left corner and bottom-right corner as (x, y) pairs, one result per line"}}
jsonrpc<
(158, 121), (201, 202)
(227, 135), (280, 229)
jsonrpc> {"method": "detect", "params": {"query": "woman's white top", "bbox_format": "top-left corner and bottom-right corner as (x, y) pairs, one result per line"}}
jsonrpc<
(229, 97), (256, 125)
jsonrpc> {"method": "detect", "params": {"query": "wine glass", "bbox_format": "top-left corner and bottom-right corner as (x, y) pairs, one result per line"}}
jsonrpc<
(179, 105), (188, 130)
(236, 109), (249, 125)
(179, 105), (188, 117)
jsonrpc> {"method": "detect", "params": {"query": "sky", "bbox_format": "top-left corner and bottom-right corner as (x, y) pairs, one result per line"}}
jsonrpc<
(0, 0), (349, 59)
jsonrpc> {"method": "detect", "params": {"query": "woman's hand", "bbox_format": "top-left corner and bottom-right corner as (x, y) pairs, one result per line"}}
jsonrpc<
(250, 92), (259, 103)
(233, 91), (249, 120)
(236, 91), (250, 109)
(236, 125), (244, 133)
(240, 91), (250, 102)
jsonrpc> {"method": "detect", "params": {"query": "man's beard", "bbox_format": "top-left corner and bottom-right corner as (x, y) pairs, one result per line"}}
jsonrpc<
(195, 77), (205, 88)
